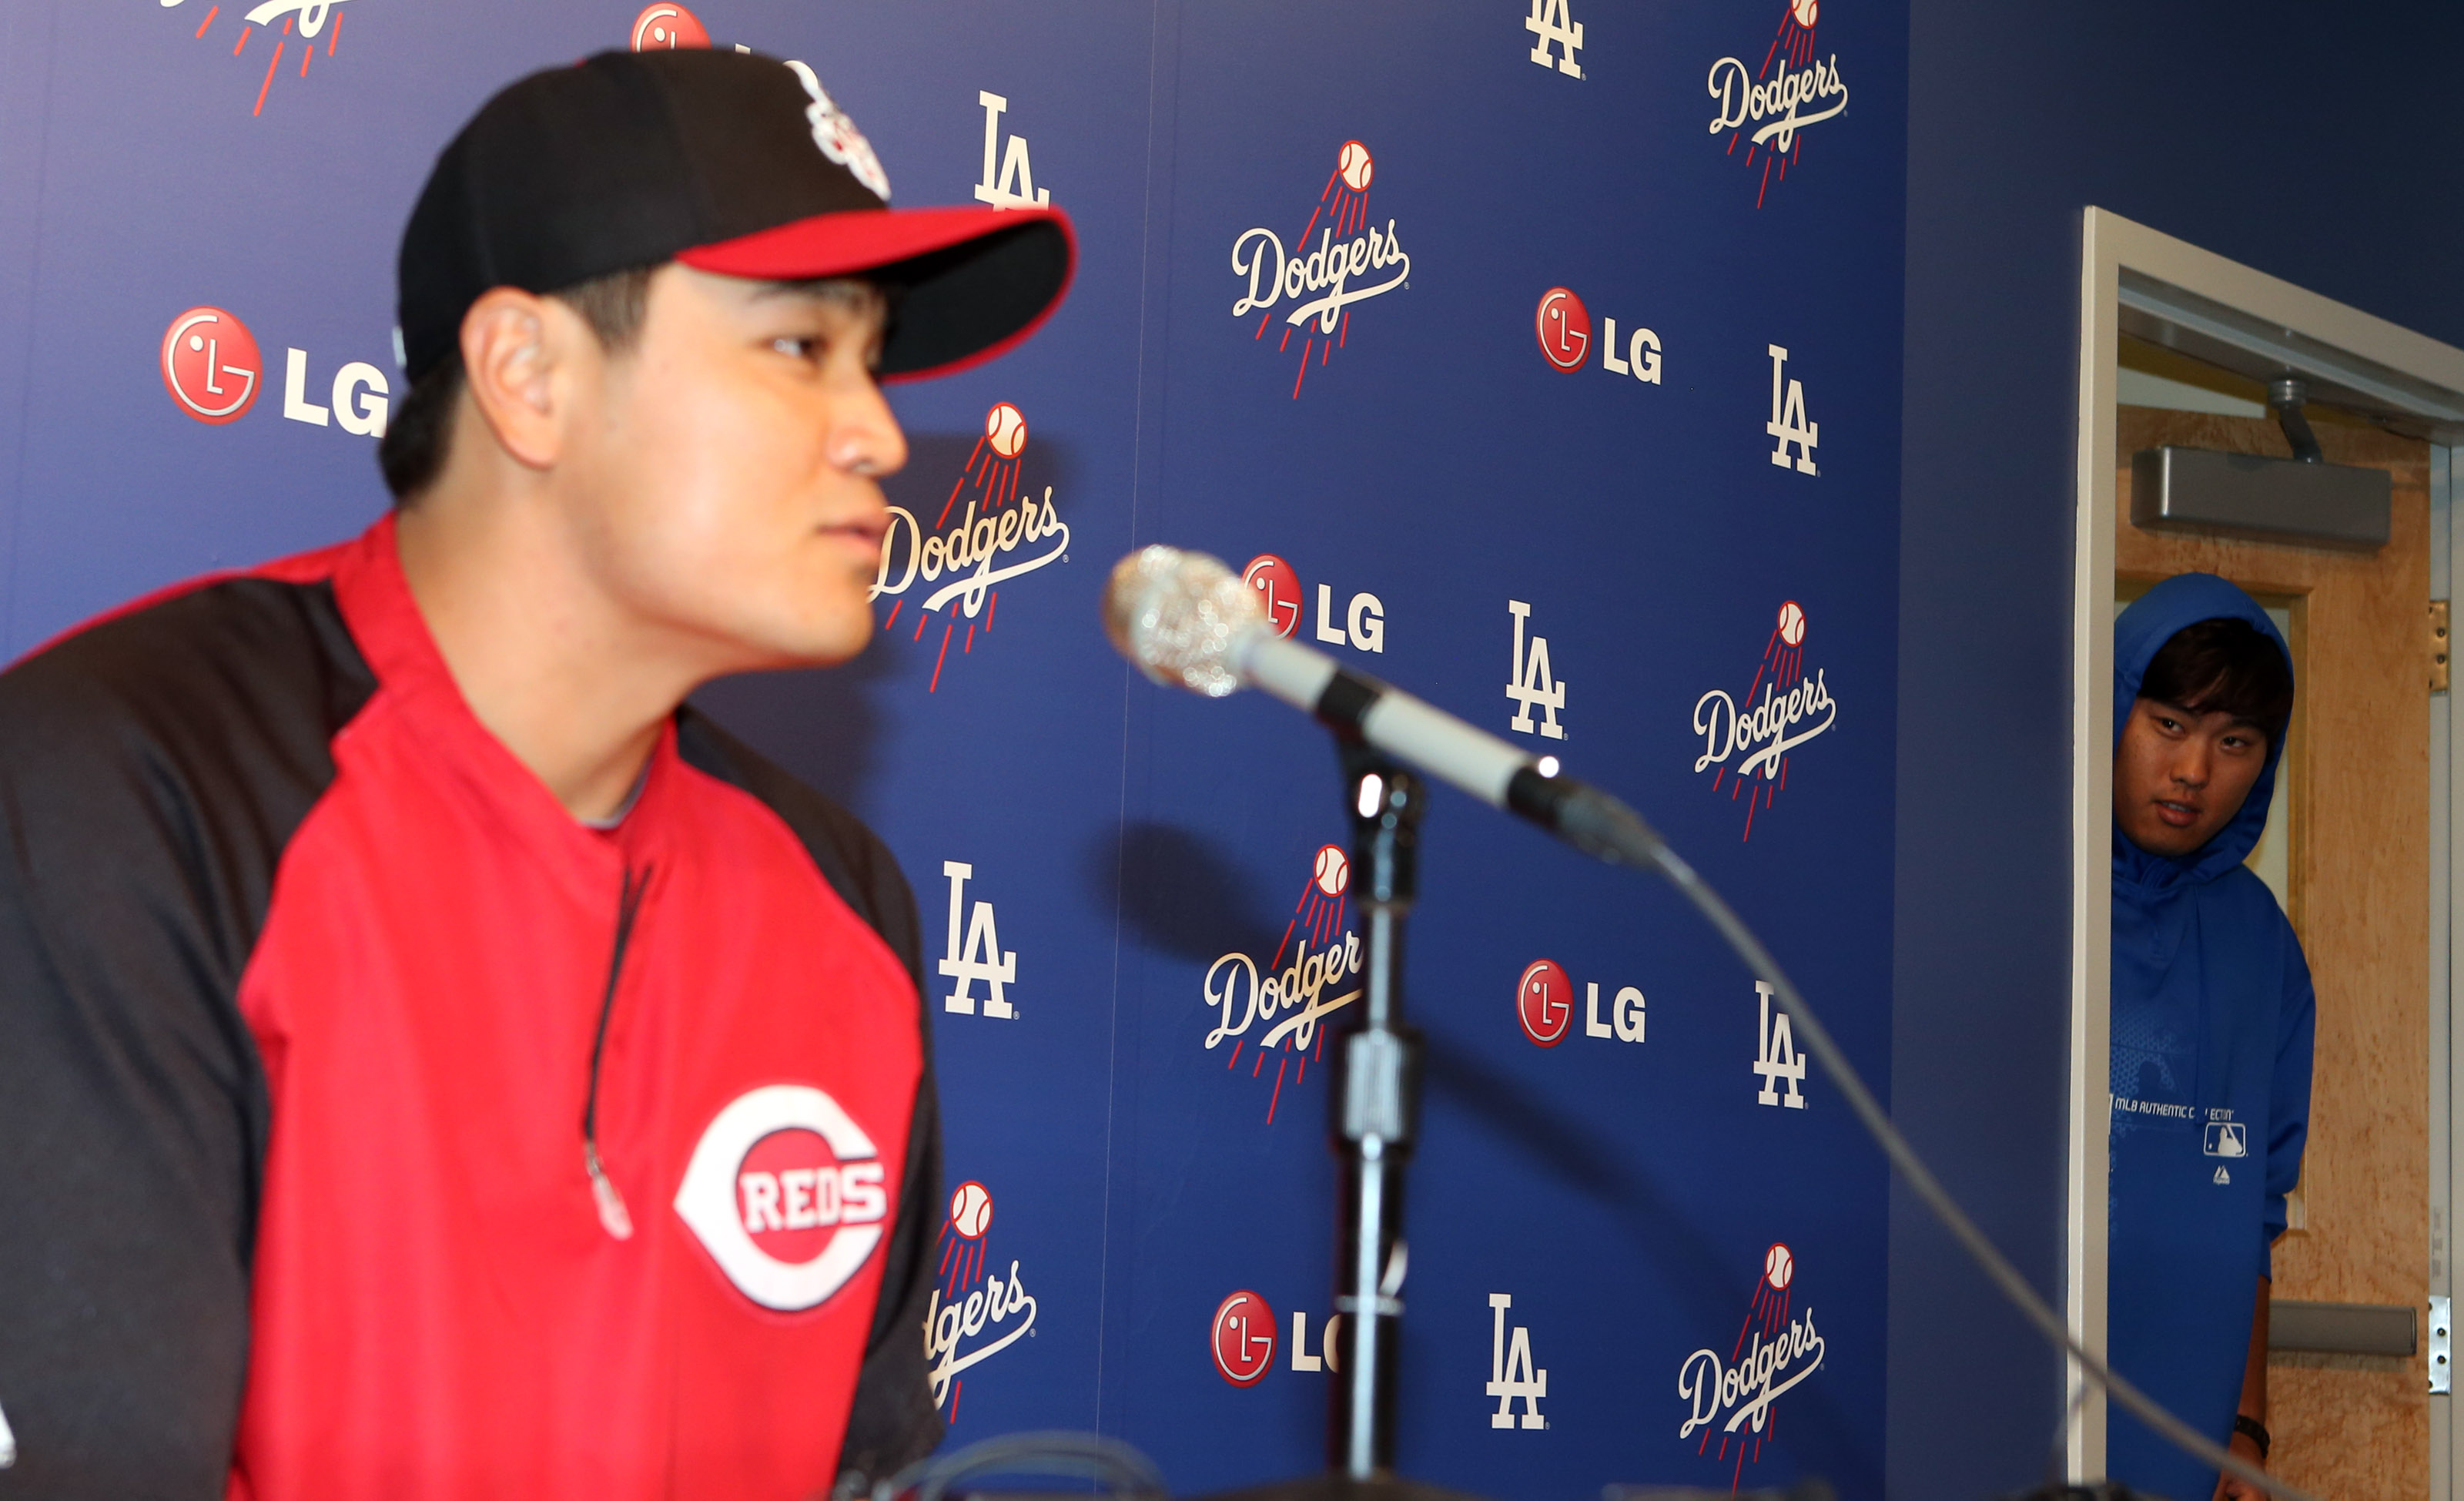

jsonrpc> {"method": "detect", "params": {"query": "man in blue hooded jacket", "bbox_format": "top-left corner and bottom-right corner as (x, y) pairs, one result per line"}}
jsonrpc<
(2106, 573), (2316, 1501)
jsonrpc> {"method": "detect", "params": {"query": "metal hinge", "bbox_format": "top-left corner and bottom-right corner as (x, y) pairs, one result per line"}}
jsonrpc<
(2432, 1295), (2452, 1394)
(2434, 600), (2452, 693)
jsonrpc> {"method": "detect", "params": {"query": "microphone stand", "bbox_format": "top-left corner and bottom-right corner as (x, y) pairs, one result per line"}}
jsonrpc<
(1331, 742), (1418, 1477)
(1199, 742), (1486, 1501)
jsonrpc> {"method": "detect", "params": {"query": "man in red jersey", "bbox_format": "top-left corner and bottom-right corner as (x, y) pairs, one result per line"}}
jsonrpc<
(0, 49), (1070, 1499)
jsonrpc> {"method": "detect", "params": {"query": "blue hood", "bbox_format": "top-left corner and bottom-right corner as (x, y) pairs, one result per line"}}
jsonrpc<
(2112, 573), (2292, 891)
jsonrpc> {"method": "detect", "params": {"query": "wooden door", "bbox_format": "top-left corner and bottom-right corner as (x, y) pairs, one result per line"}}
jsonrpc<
(2115, 404), (2432, 1499)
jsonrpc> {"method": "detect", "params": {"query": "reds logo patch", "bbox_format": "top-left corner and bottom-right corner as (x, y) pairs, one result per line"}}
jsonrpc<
(674, 1084), (889, 1312)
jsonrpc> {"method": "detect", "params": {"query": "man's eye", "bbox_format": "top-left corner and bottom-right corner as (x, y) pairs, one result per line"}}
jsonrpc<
(772, 336), (822, 360)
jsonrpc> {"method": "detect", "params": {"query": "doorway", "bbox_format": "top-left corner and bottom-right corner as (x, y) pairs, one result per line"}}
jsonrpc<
(2072, 209), (2464, 1497)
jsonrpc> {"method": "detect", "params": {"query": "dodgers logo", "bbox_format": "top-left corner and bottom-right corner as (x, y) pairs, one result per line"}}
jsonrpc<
(1706, 1), (1849, 208)
(673, 1084), (889, 1312)
(1229, 141), (1411, 399)
(163, 0), (360, 117)
(1677, 1242), (1827, 1481)
(872, 402), (1072, 692)
(1691, 601), (1837, 840)
(1202, 844), (1361, 1122)
(923, 1180), (1039, 1421)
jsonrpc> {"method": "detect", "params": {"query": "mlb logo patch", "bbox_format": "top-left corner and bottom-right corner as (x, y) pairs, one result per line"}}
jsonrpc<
(2203, 1122), (2248, 1158)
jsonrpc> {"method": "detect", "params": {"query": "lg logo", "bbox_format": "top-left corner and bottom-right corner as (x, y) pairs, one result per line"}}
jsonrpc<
(161, 308), (259, 424)
(1211, 1289), (1276, 1386)
(161, 307), (389, 437)
(1209, 1289), (1346, 1385)
(281, 348), (390, 436)
(1535, 286), (1661, 386)
(629, 2), (709, 49)
(1243, 554), (1385, 654)
(1515, 959), (1572, 1045)
(1515, 959), (1643, 1048)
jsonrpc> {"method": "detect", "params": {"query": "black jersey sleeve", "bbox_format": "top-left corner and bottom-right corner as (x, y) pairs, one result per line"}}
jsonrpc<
(674, 708), (946, 1482)
(0, 580), (373, 1499)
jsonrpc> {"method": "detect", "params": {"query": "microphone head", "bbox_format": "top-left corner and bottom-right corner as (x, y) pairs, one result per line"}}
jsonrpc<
(1103, 546), (1262, 698)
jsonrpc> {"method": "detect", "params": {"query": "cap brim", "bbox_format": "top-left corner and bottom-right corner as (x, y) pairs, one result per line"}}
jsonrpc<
(675, 206), (1074, 382)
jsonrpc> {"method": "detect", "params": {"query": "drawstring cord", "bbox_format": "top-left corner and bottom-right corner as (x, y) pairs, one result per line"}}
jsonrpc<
(584, 864), (651, 1239)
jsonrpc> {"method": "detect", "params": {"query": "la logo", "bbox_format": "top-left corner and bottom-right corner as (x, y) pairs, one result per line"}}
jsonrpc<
(940, 861), (1019, 1019)
(975, 92), (1051, 209)
(1766, 344), (1820, 475)
(1506, 600), (1567, 740)
(1485, 1293), (1548, 1429)
(1753, 980), (1807, 1108)
(1525, 0), (1584, 79)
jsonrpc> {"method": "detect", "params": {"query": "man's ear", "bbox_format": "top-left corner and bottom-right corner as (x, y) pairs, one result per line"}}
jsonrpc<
(457, 288), (587, 472)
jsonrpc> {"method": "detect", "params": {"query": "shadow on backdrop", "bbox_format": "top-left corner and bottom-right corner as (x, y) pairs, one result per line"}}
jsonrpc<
(1088, 819), (1284, 966)
(1418, 1030), (1870, 1479)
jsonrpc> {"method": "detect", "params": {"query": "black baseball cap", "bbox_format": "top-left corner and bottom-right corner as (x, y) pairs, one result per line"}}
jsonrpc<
(397, 48), (1074, 385)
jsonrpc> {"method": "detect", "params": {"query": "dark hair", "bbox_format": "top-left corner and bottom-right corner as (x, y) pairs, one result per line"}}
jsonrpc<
(377, 264), (660, 503)
(2138, 615), (2295, 742)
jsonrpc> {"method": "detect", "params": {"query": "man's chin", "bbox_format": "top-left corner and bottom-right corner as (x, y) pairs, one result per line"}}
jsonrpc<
(2125, 824), (2216, 859)
(715, 615), (875, 675)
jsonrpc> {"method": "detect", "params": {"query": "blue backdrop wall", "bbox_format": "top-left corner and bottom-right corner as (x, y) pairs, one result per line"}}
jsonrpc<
(1891, 2), (2464, 1496)
(0, 2), (1908, 1496)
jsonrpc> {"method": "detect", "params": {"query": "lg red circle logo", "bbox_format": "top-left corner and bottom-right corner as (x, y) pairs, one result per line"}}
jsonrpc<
(1211, 1288), (1277, 1386)
(1516, 959), (1572, 1047)
(1242, 554), (1304, 639)
(161, 307), (262, 424)
(631, 3), (709, 49)
(1535, 288), (1590, 373)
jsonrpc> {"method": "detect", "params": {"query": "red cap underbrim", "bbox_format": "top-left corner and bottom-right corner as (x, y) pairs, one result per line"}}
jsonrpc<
(676, 205), (1075, 382)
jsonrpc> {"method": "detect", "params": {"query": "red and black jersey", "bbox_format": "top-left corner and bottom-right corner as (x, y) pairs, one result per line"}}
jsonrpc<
(0, 518), (943, 1499)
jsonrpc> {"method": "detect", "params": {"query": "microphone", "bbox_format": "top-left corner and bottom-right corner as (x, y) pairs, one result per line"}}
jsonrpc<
(1101, 545), (1657, 865)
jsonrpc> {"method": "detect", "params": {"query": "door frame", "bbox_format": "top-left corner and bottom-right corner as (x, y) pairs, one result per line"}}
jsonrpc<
(2069, 207), (2464, 1482)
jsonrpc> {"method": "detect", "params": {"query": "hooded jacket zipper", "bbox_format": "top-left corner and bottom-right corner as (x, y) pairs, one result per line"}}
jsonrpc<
(583, 864), (651, 1239)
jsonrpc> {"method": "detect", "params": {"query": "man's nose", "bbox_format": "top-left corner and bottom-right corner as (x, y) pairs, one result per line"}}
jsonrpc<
(2171, 742), (2211, 786)
(831, 379), (909, 479)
